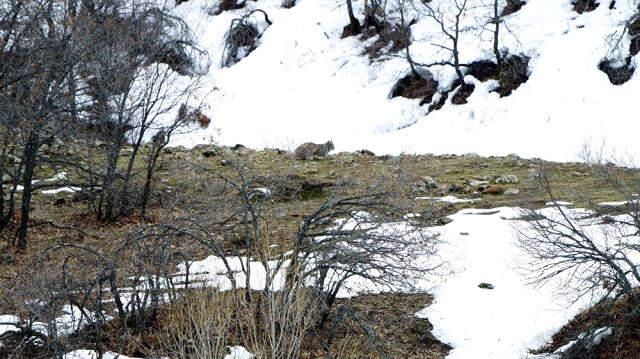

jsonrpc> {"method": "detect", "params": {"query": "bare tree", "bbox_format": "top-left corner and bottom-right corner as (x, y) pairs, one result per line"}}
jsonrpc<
(419, 0), (473, 84)
(518, 158), (640, 356)
(67, 0), (205, 221)
(0, 0), (81, 249)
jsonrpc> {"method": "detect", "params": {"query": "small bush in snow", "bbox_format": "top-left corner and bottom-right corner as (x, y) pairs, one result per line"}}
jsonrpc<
(221, 10), (272, 68)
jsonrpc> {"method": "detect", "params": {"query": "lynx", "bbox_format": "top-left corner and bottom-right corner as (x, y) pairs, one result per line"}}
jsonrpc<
(294, 141), (334, 160)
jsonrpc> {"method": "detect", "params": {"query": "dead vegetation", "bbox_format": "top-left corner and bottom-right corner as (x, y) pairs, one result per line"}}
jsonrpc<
(222, 10), (273, 67)
(572, 0), (599, 14)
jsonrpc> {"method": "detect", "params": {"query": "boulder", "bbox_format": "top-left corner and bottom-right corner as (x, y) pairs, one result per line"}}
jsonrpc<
(483, 185), (505, 195)
(504, 188), (521, 196)
(494, 175), (519, 184)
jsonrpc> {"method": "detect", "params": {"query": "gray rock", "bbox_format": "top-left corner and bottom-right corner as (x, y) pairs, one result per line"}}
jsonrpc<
(504, 188), (521, 196)
(494, 175), (519, 184)
(468, 179), (489, 187)
(421, 176), (439, 189)
(478, 282), (495, 290)
(2, 174), (10, 184)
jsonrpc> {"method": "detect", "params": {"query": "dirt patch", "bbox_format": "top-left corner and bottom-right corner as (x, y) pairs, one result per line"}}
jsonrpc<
(533, 295), (640, 359)
(364, 24), (412, 59)
(599, 58), (635, 85)
(304, 293), (451, 358)
(502, 0), (526, 16)
(496, 55), (530, 96)
(451, 83), (475, 105)
(254, 174), (335, 201)
(214, 0), (245, 15)
(466, 60), (499, 81)
(390, 73), (439, 106)
(464, 56), (529, 97)
(572, 0), (599, 13)
(628, 15), (640, 56)
(428, 92), (448, 112)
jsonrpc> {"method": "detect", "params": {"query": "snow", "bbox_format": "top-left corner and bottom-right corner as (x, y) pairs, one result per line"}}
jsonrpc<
(0, 204), (624, 357)
(41, 187), (81, 195)
(545, 201), (574, 206)
(416, 195), (482, 203)
(418, 207), (599, 358)
(0, 315), (20, 336)
(597, 199), (640, 207)
(550, 327), (613, 357)
(225, 346), (256, 359)
(165, 0), (640, 161)
(63, 350), (141, 359)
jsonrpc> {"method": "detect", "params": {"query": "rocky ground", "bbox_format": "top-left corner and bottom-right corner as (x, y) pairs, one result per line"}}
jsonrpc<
(1, 143), (637, 358)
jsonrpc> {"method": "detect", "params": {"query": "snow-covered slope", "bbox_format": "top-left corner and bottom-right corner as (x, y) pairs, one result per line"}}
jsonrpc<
(168, 0), (639, 161)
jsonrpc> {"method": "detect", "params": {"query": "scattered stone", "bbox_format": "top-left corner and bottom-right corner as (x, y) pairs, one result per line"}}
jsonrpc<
(202, 147), (220, 158)
(494, 175), (519, 184)
(468, 179), (489, 187)
(436, 217), (453, 226)
(483, 185), (505, 195)
(478, 282), (495, 290)
(220, 159), (229, 166)
(413, 176), (439, 193)
(421, 176), (438, 189)
(504, 188), (521, 196)
(2, 174), (10, 184)
(447, 183), (464, 193)
(231, 144), (246, 151)
(355, 149), (376, 156)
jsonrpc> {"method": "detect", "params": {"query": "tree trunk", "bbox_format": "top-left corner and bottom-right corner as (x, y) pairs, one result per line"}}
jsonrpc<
(493, 0), (502, 67)
(17, 130), (39, 250)
(345, 0), (361, 34)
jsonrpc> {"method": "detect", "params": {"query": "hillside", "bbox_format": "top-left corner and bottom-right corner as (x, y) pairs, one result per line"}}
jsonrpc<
(169, 0), (640, 161)
(3, 0), (640, 358)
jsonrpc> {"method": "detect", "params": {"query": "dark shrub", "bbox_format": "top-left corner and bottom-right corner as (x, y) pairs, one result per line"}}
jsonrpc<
(599, 57), (635, 85)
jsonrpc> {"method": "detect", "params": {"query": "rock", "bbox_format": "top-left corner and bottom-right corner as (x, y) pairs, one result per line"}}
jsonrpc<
(494, 175), (519, 184)
(468, 179), (489, 187)
(355, 149), (376, 156)
(483, 185), (505, 195)
(447, 183), (464, 193)
(436, 217), (453, 226)
(202, 147), (221, 158)
(413, 176), (439, 193)
(478, 282), (495, 290)
(421, 176), (439, 189)
(220, 159), (229, 166)
(504, 188), (521, 196)
(2, 174), (10, 184)
(231, 144), (246, 151)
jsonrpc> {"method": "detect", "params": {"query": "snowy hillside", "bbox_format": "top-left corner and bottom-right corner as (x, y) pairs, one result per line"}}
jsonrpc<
(169, 0), (640, 161)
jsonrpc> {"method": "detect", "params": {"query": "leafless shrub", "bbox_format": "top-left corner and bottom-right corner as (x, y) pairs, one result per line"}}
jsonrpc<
(222, 10), (273, 68)
(518, 155), (640, 356)
(158, 289), (234, 359)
